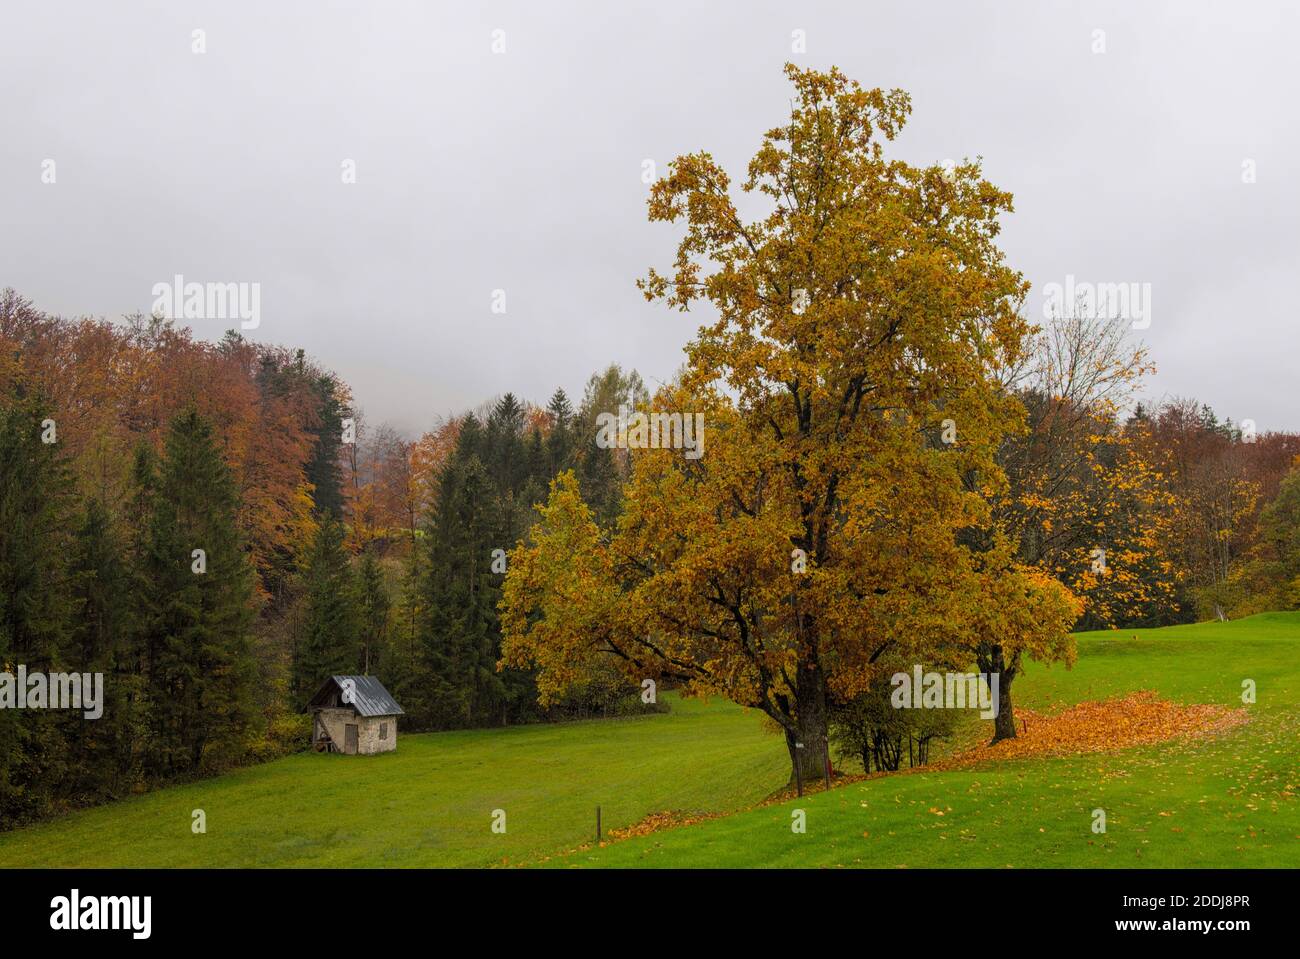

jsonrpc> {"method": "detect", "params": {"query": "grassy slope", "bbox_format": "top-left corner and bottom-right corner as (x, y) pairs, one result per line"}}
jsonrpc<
(1, 613), (1295, 868)
(557, 613), (1300, 867)
(0, 695), (787, 867)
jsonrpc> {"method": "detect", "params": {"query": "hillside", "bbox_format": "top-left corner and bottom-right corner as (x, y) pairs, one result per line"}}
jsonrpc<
(559, 614), (1300, 868)
(1, 614), (1296, 868)
(0, 694), (785, 868)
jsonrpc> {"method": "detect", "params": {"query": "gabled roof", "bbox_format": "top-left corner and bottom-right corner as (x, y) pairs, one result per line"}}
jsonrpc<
(306, 675), (404, 717)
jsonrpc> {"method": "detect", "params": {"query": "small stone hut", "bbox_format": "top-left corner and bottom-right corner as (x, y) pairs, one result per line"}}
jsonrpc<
(306, 675), (404, 755)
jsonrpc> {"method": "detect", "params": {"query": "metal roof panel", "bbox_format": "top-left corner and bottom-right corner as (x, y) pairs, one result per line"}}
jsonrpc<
(306, 675), (405, 717)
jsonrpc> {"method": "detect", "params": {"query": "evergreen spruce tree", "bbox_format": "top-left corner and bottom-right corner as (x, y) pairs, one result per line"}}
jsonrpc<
(523, 425), (548, 508)
(66, 498), (140, 801)
(388, 533), (426, 720)
(544, 388), (575, 475)
(420, 453), (502, 727)
(139, 407), (257, 776)
(294, 517), (362, 697)
(577, 431), (622, 526)
(484, 395), (528, 547)
(485, 394), (526, 487)
(0, 392), (77, 822)
(304, 367), (347, 518)
(357, 550), (391, 676)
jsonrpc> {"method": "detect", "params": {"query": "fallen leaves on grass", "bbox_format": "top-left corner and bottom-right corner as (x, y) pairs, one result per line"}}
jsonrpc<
(933, 691), (1248, 770)
(563, 693), (1251, 854)
(606, 810), (722, 840)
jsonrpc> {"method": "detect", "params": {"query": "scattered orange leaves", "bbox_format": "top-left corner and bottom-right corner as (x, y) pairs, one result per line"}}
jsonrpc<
(933, 691), (1248, 770)
(606, 809), (723, 840)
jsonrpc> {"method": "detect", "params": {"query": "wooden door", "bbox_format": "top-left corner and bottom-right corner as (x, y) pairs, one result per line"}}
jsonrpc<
(344, 723), (359, 754)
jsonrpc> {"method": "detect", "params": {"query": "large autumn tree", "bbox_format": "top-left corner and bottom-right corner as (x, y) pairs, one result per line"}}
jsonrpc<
(501, 65), (1078, 783)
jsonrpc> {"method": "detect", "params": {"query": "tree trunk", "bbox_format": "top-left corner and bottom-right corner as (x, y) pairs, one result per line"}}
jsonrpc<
(991, 670), (1016, 743)
(784, 664), (830, 786)
(784, 725), (829, 786)
(977, 643), (1018, 744)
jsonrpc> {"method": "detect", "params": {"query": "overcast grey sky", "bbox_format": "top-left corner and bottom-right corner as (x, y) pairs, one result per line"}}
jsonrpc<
(2, 0), (1296, 435)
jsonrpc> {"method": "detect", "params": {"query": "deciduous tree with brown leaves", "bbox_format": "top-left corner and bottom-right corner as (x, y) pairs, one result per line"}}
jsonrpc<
(500, 65), (1079, 783)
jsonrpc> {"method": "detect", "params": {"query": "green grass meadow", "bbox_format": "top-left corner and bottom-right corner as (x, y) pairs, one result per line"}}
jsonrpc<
(1, 613), (1296, 868)
(0, 694), (786, 867)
